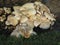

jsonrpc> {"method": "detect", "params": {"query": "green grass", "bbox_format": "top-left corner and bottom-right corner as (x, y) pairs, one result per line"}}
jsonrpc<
(0, 30), (60, 45)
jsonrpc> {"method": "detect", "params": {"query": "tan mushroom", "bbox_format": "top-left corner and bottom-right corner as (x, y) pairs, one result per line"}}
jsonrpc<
(21, 3), (36, 15)
(22, 3), (35, 9)
(3, 7), (11, 14)
(44, 12), (56, 21)
(20, 16), (28, 23)
(13, 6), (20, 11)
(0, 15), (6, 22)
(34, 1), (50, 13)
(5, 15), (18, 26)
(39, 22), (50, 29)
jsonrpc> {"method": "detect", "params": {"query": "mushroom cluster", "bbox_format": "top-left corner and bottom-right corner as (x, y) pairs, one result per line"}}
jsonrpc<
(0, 2), (56, 38)
(0, 7), (11, 22)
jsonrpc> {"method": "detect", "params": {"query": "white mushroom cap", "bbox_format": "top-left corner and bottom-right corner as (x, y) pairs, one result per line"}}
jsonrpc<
(28, 15), (37, 21)
(22, 3), (35, 9)
(40, 4), (50, 13)
(21, 3), (36, 15)
(44, 12), (56, 21)
(34, 20), (40, 27)
(3, 7), (11, 14)
(39, 22), (50, 29)
(34, 1), (42, 6)
(26, 20), (34, 28)
(20, 6), (36, 15)
(5, 15), (18, 26)
(13, 6), (20, 11)
(14, 15), (21, 20)
(20, 16), (28, 23)
(27, 9), (36, 15)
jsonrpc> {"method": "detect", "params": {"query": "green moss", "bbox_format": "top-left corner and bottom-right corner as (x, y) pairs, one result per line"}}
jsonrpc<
(0, 30), (60, 45)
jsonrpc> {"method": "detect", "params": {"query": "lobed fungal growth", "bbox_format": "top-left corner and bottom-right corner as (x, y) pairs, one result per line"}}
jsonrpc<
(0, 1), (56, 38)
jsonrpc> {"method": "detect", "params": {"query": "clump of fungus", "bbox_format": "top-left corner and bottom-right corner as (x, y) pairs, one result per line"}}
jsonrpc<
(0, 1), (56, 38)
